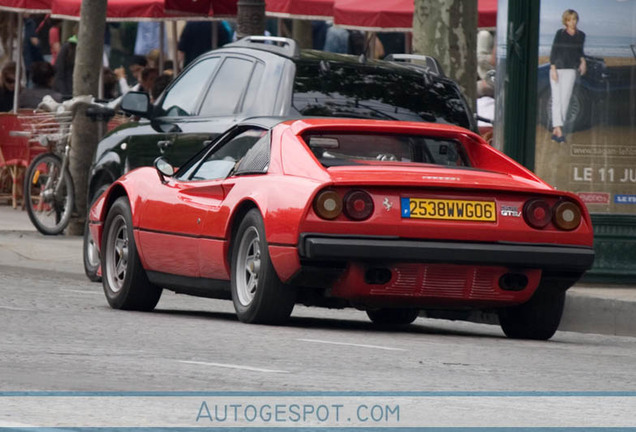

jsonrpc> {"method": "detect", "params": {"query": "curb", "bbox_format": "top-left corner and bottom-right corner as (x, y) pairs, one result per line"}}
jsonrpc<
(560, 288), (636, 337)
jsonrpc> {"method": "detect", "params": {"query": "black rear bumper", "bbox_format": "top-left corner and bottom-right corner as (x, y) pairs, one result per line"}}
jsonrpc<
(298, 234), (595, 273)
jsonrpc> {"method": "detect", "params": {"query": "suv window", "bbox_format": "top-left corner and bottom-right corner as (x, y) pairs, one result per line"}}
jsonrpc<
(241, 62), (265, 113)
(181, 128), (268, 181)
(161, 57), (220, 117)
(200, 57), (254, 116)
(292, 61), (471, 129)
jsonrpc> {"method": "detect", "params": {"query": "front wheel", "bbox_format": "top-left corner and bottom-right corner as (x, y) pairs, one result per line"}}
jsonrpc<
(24, 153), (74, 235)
(498, 287), (566, 340)
(102, 196), (162, 311)
(231, 209), (296, 324)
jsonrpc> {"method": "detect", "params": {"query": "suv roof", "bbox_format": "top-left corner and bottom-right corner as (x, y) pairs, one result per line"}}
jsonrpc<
(221, 36), (475, 130)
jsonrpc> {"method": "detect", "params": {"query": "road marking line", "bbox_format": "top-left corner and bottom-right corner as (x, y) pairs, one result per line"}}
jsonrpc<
(178, 360), (288, 373)
(60, 289), (101, 295)
(298, 338), (407, 351)
(0, 420), (39, 427)
(0, 305), (34, 311)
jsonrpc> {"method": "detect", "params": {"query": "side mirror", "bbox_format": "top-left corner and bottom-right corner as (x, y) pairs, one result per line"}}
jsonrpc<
(154, 156), (175, 184)
(121, 92), (151, 118)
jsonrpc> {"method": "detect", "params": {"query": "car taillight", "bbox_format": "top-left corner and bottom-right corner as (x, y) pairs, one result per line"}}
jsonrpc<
(343, 190), (374, 221)
(553, 201), (582, 231)
(313, 190), (342, 220)
(523, 198), (552, 229)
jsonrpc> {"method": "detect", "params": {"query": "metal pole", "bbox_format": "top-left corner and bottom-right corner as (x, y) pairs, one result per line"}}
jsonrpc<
(159, 22), (165, 73)
(171, 21), (179, 74)
(8, 13), (14, 61)
(405, 33), (412, 54)
(98, 63), (104, 99)
(212, 21), (218, 49)
(12, 12), (24, 114)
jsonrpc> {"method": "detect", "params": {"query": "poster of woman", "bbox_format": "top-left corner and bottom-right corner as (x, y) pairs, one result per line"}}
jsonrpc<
(534, 0), (636, 215)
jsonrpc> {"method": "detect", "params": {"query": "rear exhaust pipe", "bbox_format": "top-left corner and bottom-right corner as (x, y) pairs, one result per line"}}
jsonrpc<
(499, 273), (529, 291)
(365, 268), (392, 285)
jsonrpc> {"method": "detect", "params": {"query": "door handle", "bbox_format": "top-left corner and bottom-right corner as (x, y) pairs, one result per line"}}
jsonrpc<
(157, 140), (173, 154)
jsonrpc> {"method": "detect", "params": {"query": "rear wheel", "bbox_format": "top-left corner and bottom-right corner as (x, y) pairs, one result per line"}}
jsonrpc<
(24, 153), (74, 235)
(498, 287), (566, 340)
(366, 308), (420, 326)
(231, 209), (295, 324)
(83, 184), (110, 282)
(102, 196), (162, 311)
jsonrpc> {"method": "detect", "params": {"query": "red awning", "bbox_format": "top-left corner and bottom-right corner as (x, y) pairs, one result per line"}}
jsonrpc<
(164, 0), (212, 16)
(50, 0), (233, 21)
(211, 0), (236, 17)
(333, 0), (411, 32)
(477, 0), (497, 28)
(0, 0), (50, 12)
(333, 0), (497, 32)
(266, 0), (333, 20)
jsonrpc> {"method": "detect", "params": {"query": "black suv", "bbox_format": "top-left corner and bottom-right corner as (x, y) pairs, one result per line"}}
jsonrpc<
(83, 36), (476, 280)
(88, 36), (476, 202)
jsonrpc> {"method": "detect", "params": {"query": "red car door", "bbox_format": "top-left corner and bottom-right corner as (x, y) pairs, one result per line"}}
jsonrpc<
(136, 178), (208, 278)
(175, 178), (231, 280)
(139, 126), (269, 280)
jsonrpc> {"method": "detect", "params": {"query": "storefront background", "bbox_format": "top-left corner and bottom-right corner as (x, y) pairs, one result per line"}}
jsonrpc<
(534, 0), (636, 215)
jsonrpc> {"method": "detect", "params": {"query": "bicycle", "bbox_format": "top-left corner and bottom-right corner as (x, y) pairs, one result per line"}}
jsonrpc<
(21, 95), (114, 235)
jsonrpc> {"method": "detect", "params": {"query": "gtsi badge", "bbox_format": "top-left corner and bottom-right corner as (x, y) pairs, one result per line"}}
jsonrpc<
(501, 205), (521, 217)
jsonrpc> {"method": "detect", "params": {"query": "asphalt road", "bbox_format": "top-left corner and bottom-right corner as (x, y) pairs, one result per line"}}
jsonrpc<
(2, 263), (636, 394)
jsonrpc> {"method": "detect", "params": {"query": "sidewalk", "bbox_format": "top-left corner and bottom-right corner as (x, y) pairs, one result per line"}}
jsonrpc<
(0, 204), (83, 275)
(1, 204), (635, 337)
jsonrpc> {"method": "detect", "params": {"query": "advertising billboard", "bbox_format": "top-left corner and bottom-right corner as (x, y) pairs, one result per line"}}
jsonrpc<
(534, 0), (636, 215)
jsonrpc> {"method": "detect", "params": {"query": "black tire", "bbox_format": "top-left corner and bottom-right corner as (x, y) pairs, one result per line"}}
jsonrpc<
(366, 308), (420, 326)
(101, 196), (162, 311)
(498, 287), (566, 340)
(538, 86), (591, 133)
(24, 152), (74, 235)
(230, 209), (295, 324)
(83, 184), (110, 282)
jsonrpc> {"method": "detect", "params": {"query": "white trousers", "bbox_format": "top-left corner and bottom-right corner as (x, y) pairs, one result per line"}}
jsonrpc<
(550, 69), (576, 128)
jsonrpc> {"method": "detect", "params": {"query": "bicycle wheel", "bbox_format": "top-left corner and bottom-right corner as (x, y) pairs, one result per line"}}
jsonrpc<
(24, 152), (75, 235)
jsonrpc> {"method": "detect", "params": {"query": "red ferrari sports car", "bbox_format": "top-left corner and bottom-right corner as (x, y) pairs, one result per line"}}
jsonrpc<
(88, 117), (594, 340)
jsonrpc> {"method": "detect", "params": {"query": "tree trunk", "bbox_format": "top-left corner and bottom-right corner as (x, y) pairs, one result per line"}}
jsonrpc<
(412, 0), (477, 111)
(236, 0), (265, 40)
(67, 0), (107, 235)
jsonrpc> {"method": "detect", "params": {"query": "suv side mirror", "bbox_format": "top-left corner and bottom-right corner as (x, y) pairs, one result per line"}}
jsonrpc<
(121, 92), (151, 118)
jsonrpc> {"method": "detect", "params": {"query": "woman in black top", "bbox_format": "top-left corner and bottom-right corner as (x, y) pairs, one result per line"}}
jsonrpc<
(549, 9), (586, 143)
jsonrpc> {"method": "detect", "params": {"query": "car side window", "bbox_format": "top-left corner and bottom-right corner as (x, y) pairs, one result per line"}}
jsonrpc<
(199, 57), (254, 117)
(160, 57), (220, 117)
(187, 128), (268, 181)
(241, 62), (265, 113)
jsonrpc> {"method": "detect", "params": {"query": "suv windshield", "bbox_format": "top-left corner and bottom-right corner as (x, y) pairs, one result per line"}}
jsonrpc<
(292, 59), (471, 129)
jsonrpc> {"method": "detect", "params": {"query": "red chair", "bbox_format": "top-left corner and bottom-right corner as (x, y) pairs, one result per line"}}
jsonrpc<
(0, 113), (30, 209)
